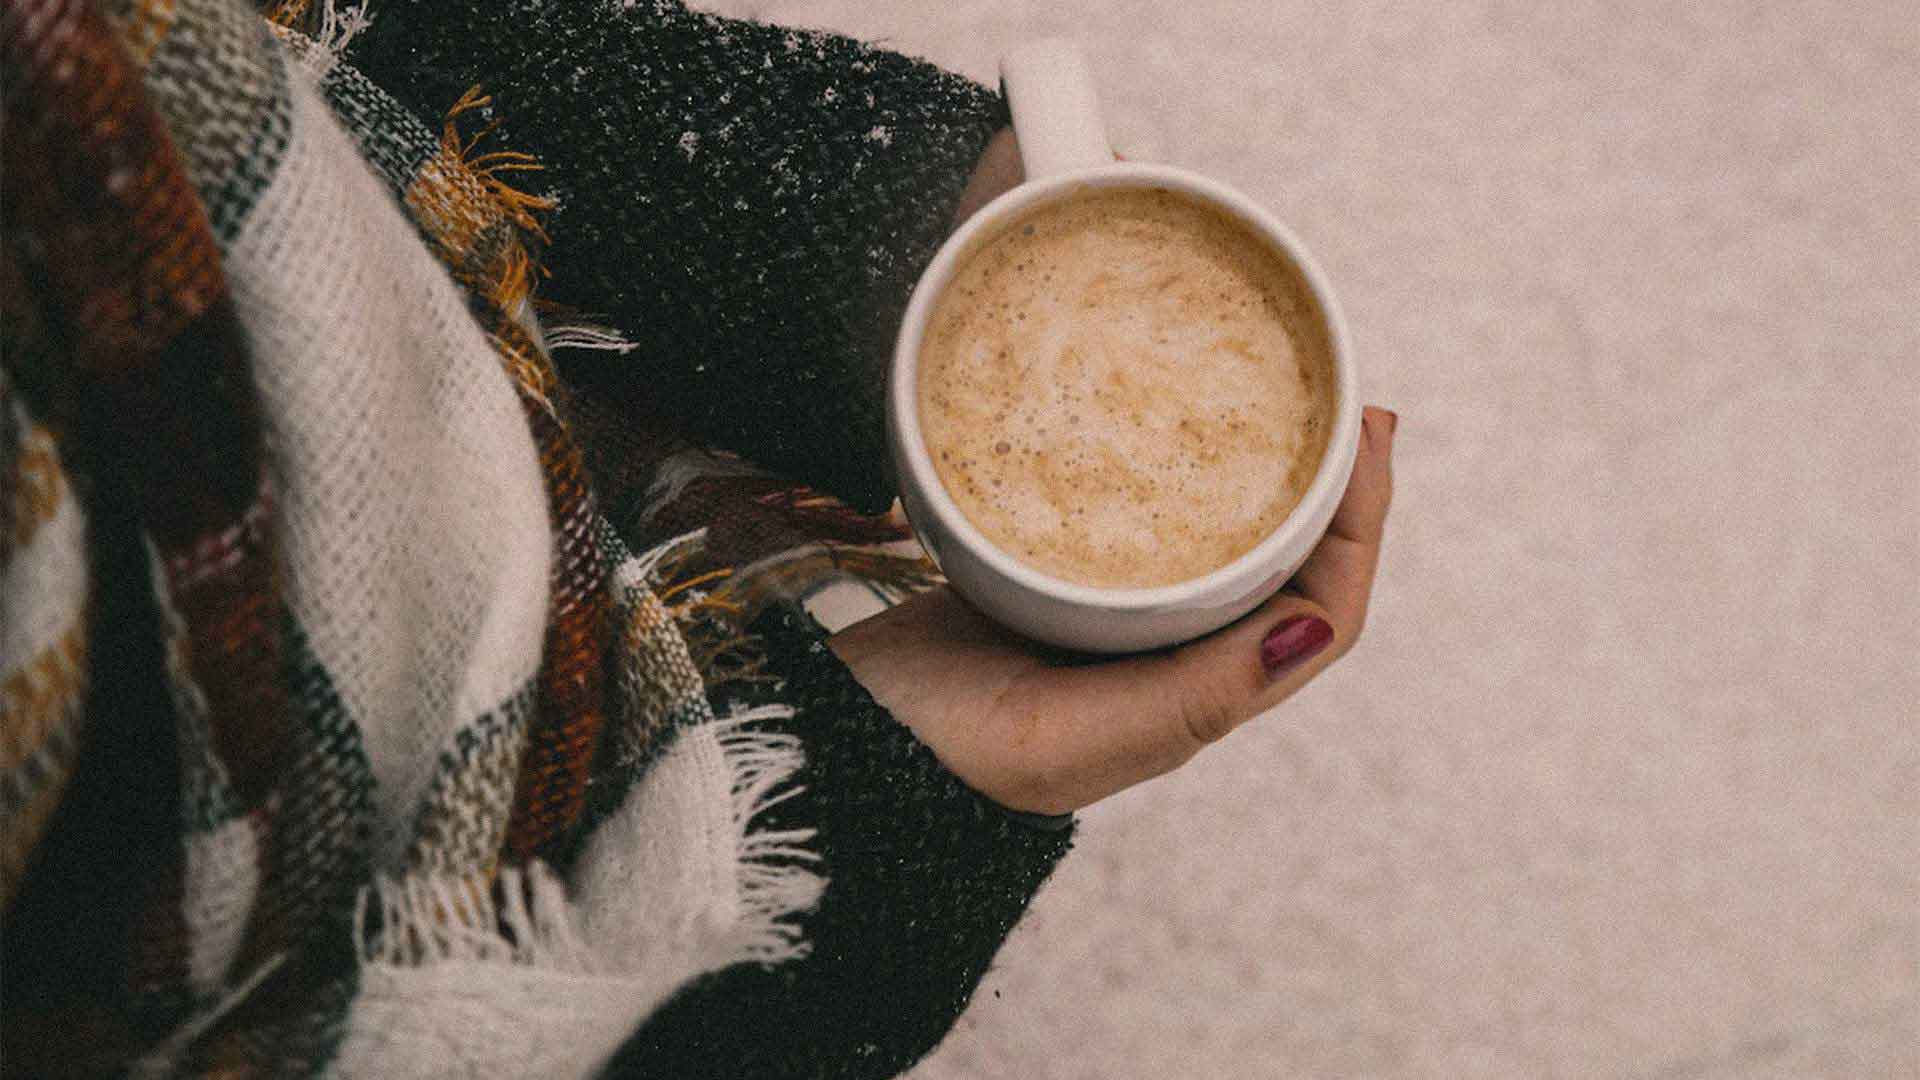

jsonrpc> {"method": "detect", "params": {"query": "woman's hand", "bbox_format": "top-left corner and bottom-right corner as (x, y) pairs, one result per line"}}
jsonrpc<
(950, 127), (1024, 228)
(830, 406), (1397, 816)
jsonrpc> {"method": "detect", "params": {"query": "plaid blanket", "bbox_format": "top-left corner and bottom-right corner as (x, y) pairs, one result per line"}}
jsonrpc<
(1, 0), (983, 1073)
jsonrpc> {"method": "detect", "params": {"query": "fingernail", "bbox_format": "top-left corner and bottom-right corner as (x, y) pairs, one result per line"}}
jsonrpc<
(1382, 409), (1398, 437)
(1260, 615), (1334, 680)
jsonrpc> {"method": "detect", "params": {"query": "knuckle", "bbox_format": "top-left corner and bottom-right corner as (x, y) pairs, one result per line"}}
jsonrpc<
(1164, 645), (1261, 749)
(1176, 686), (1238, 748)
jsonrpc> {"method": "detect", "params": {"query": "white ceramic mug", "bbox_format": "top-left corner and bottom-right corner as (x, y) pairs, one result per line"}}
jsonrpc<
(886, 38), (1361, 653)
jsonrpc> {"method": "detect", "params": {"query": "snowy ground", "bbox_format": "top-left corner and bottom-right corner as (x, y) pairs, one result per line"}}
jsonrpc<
(696, 3), (1918, 1077)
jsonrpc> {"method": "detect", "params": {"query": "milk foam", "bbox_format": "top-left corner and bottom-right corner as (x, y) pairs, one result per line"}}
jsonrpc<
(918, 188), (1335, 589)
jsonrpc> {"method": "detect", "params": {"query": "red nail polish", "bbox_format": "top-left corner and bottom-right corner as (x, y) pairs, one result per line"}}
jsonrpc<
(1261, 615), (1334, 679)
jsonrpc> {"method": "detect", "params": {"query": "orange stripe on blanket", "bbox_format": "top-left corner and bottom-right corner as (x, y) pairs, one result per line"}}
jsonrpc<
(4, 420), (66, 555)
(497, 314), (614, 864)
(0, 623), (87, 775)
(0, 624), (88, 909)
(405, 86), (556, 318)
(100, 0), (180, 68)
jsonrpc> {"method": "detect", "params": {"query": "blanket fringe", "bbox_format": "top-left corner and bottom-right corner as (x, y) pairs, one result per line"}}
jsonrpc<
(265, 0), (372, 79)
(754, 485), (912, 545)
(542, 320), (639, 355)
(442, 85), (557, 243)
(351, 706), (822, 975)
(714, 542), (944, 627)
(623, 529), (773, 695)
(354, 862), (594, 974)
(707, 705), (824, 965)
(619, 527), (709, 592)
(686, 629), (774, 693)
(638, 450), (771, 528)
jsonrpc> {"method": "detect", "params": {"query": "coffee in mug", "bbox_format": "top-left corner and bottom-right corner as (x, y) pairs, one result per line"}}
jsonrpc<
(887, 38), (1360, 653)
(916, 187), (1337, 589)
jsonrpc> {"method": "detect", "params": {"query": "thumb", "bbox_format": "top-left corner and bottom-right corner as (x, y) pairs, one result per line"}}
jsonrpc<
(976, 588), (1337, 813)
(1026, 407), (1394, 803)
(1160, 591), (1340, 747)
(1159, 405), (1398, 746)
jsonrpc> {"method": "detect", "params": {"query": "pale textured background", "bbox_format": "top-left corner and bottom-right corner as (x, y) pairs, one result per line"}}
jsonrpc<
(697, 2), (1920, 1076)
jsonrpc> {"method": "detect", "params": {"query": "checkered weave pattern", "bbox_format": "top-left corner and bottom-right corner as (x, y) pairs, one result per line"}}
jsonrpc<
(0, 1), (834, 1072)
(1, 1), (1076, 1075)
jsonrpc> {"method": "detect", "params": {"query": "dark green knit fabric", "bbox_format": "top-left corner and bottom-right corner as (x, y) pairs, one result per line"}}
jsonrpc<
(605, 605), (1073, 1080)
(349, 0), (1008, 513)
(342, 9), (1071, 1074)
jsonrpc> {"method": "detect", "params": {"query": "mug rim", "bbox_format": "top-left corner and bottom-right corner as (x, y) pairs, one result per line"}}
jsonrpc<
(889, 161), (1361, 613)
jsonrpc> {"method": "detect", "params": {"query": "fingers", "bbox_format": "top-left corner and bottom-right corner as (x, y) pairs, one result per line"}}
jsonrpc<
(950, 128), (1024, 228)
(1288, 405), (1396, 653)
(1159, 592), (1340, 746)
(1330, 406), (1398, 546)
(1009, 586), (1342, 813)
(844, 408), (1397, 816)
(1128, 406), (1398, 762)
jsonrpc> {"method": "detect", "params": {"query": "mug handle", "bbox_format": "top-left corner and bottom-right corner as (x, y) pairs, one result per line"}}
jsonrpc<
(1000, 38), (1113, 180)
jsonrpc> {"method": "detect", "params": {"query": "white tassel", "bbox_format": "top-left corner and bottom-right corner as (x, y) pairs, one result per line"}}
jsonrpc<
(542, 321), (640, 355)
(618, 527), (709, 592)
(354, 863), (595, 975)
(345, 712), (823, 992)
(708, 705), (827, 965)
(310, 0), (373, 73)
(637, 450), (770, 526)
(269, 0), (375, 80)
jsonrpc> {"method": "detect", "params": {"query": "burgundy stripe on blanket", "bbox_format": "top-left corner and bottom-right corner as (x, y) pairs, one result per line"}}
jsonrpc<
(2, 0), (294, 1007)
